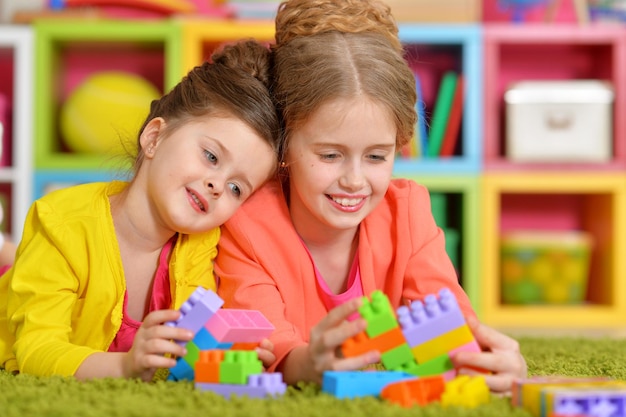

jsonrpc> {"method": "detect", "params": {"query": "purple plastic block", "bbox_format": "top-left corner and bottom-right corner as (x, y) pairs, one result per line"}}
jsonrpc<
(205, 309), (275, 343)
(195, 373), (287, 398)
(322, 370), (415, 399)
(166, 287), (224, 345)
(552, 389), (626, 417)
(397, 288), (467, 347)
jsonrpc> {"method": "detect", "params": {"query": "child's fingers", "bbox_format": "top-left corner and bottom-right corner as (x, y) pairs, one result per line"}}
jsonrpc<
(255, 348), (276, 369)
(332, 351), (381, 372)
(317, 297), (362, 332)
(311, 317), (367, 356)
(143, 309), (181, 327)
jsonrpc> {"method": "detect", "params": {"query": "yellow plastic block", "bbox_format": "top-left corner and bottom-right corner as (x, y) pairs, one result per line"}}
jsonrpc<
(441, 375), (490, 408)
(411, 324), (474, 364)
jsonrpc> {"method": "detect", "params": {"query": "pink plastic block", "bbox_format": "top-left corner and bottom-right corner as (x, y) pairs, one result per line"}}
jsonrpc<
(166, 287), (224, 345)
(205, 309), (274, 343)
(195, 373), (287, 398)
(397, 288), (466, 347)
(448, 339), (481, 356)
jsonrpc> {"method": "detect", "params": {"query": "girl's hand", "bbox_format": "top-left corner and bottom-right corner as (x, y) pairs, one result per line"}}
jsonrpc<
(450, 315), (527, 394)
(306, 297), (381, 384)
(256, 338), (276, 369)
(123, 309), (194, 381)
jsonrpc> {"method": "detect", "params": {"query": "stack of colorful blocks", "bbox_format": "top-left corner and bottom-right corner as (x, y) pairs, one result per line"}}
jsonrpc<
(512, 376), (626, 417)
(165, 286), (287, 398)
(322, 288), (489, 407)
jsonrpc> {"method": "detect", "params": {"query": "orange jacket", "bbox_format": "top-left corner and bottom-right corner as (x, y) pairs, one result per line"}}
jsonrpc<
(215, 178), (476, 371)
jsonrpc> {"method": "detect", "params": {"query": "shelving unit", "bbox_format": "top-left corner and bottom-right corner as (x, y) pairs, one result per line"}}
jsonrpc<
(0, 15), (624, 332)
(0, 26), (33, 240)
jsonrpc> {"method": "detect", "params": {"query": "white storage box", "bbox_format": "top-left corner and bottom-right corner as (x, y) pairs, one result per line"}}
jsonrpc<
(504, 80), (614, 162)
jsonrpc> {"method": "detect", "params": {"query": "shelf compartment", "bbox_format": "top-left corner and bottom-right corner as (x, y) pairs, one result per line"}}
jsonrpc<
(480, 172), (626, 328)
(396, 24), (482, 174)
(402, 174), (480, 310)
(33, 19), (182, 170)
(483, 24), (626, 171)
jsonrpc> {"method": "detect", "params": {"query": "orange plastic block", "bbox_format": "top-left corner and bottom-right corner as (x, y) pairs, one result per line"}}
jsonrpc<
(230, 342), (260, 351)
(342, 326), (406, 358)
(195, 350), (225, 383)
(381, 375), (446, 407)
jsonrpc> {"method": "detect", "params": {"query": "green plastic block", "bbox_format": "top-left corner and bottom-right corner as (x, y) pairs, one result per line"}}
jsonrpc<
(380, 343), (415, 370)
(359, 291), (398, 338)
(413, 354), (454, 377)
(182, 340), (200, 368)
(219, 350), (263, 385)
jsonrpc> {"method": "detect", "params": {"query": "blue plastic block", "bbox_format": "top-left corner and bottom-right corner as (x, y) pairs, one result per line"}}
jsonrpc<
(168, 357), (195, 381)
(322, 370), (415, 399)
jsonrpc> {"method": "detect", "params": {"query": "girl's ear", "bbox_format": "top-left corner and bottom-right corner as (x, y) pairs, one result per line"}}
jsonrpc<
(140, 117), (165, 158)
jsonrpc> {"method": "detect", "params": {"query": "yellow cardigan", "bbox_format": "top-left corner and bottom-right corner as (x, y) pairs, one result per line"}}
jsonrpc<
(0, 181), (218, 376)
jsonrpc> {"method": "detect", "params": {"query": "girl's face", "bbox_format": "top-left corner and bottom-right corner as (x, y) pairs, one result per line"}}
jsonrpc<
(141, 115), (275, 235)
(286, 96), (397, 239)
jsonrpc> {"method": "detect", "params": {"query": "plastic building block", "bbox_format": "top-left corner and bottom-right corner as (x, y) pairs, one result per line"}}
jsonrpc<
(322, 370), (413, 399)
(342, 327), (407, 358)
(219, 350), (263, 385)
(411, 323), (475, 363)
(196, 373), (287, 398)
(380, 342), (415, 370)
(548, 387), (626, 417)
(358, 290), (398, 337)
(166, 287), (224, 345)
(441, 375), (490, 408)
(381, 375), (446, 407)
(168, 357), (194, 381)
(397, 288), (467, 348)
(204, 309), (274, 343)
(195, 350), (224, 383)
(193, 326), (233, 350)
(394, 352), (454, 378)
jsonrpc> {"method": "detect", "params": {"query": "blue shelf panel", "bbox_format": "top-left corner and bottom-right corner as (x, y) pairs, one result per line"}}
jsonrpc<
(33, 169), (128, 200)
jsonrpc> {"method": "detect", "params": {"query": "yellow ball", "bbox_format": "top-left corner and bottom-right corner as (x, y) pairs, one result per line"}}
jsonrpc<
(60, 71), (161, 155)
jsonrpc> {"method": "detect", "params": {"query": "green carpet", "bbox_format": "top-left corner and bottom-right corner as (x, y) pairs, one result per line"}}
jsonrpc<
(1, 336), (625, 417)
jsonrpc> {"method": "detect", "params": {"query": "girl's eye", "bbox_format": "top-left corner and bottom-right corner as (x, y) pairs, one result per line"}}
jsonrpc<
(368, 154), (387, 162)
(228, 183), (241, 198)
(320, 153), (339, 161)
(204, 150), (217, 163)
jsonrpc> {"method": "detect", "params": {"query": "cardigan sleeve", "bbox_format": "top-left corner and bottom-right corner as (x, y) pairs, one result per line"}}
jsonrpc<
(4, 199), (101, 376)
(215, 212), (308, 372)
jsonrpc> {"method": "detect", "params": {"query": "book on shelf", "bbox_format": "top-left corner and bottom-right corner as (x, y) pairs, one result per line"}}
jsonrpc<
(426, 71), (458, 158)
(439, 73), (464, 158)
(415, 73), (428, 158)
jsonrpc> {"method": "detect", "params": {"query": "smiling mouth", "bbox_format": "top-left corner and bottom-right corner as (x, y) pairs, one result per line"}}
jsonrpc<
(329, 196), (364, 207)
(190, 191), (206, 212)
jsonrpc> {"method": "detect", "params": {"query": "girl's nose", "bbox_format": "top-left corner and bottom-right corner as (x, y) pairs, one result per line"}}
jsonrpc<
(206, 180), (223, 198)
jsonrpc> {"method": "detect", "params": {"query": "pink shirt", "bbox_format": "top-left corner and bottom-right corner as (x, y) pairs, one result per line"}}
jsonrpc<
(108, 237), (175, 353)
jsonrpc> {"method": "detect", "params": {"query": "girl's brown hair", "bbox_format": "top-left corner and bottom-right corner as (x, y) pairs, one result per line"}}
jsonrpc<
(132, 39), (280, 174)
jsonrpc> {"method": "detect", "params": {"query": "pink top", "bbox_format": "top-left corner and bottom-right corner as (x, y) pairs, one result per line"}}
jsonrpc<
(303, 242), (364, 318)
(107, 237), (175, 353)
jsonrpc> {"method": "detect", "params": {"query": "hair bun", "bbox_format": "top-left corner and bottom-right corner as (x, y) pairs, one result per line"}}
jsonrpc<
(275, 0), (402, 53)
(211, 39), (272, 88)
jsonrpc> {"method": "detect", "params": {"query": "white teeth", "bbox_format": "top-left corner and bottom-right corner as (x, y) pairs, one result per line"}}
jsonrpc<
(191, 193), (205, 211)
(332, 197), (361, 207)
